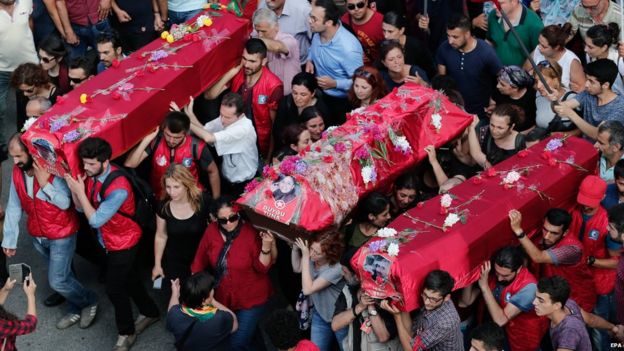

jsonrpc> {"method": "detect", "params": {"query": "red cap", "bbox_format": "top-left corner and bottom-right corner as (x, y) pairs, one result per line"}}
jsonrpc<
(577, 175), (607, 208)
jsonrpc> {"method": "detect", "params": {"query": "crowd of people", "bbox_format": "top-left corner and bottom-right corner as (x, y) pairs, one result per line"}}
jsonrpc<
(4, 0), (624, 350)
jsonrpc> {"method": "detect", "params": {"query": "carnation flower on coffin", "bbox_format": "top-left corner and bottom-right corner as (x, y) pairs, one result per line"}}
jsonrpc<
(430, 113), (442, 133)
(501, 171), (521, 189)
(22, 117), (37, 132)
(376, 227), (397, 238)
(443, 213), (461, 230)
(361, 165), (377, 186)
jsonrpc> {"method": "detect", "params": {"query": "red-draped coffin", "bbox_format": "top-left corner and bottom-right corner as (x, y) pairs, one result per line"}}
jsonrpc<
(238, 85), (473, 237)
(352, 136), (598, 311)
(21, 11), (250, 176)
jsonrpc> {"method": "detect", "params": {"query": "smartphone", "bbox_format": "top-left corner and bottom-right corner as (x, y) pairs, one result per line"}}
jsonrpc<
(153, 276), (163, 290)
(8, 263), (31, 284)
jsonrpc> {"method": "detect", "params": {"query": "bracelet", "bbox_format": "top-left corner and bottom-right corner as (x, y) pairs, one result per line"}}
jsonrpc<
(515, 231), (526, 239)
(588, 256), (596, 266)
(261, 249), (271, 255)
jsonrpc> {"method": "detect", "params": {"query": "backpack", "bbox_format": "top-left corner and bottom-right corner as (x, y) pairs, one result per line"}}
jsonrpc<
(99, 164), (157, 234)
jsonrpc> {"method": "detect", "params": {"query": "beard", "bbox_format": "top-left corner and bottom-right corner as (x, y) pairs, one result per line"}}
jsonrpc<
(17, 157), (33, 171)
(0, 0), (16, 5)
(497, 279), (514, 287)
(85, 164), (104, 178)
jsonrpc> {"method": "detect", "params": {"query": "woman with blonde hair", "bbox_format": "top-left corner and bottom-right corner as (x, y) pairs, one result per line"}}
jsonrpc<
(152, 165), (210, 291)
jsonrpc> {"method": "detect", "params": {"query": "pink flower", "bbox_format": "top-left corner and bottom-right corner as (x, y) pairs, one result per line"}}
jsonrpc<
(355, 147), (369, 160)
(484, 168), (496, 177)
(472, 176), (483, 185)
(416, 202), (424, 208)
(323, 155), (333, 163)
(334, 142), (346, 153)
(111, 91), (122, 100)
(264, 189), (272, 198)
(111, 59), (121, 68)
(518, 149), (529, 158)
(279, 159), (296, 175)
(244, 179), (260, 193)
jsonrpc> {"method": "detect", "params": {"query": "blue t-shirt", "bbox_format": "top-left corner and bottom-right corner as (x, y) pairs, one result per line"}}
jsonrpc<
(575, 91), (624, 126)
(493, 282), (537, 312)
(602, 183), (621, 210)
(435, 39), (502, 118)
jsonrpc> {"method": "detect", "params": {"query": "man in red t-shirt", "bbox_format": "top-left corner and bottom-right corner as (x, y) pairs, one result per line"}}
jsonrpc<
(340, 0), (384, 65)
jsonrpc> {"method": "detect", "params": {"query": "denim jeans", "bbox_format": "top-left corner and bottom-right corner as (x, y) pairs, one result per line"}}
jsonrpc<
(168, 8), (203, 25)
(68, 19), (111, 60)
(32, 235), (97, 314)
(231, 302), (268, 351)
(591, 292), (615, 351)
(311, 309), (348, 351)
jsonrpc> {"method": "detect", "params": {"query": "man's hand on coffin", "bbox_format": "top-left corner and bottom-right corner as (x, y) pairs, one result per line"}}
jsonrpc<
(32, 160), (51, 188)
(508, 210), (524, 235)
(65, 173), (86, 195)
(379, 300), (400, 315)
(478, 261), (491, 291)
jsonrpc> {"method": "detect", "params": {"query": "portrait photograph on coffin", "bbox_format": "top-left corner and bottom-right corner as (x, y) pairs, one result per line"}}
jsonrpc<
(237, 84), (474, 240)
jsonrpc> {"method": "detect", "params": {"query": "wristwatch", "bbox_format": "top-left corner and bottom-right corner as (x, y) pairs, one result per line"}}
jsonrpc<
(368, 308), (378, 316)
(515, 231), (526, 239)
(587, 256), (596, 266)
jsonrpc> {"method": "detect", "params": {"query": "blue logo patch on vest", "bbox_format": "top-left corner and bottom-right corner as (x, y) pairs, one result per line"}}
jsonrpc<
(588, 229), (600, 241)
(258, 95), (268, 104)
(505, 292), (512, 302)
(182, 158), (193, 167)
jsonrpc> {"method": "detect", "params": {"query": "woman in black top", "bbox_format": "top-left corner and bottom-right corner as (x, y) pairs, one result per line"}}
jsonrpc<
(491, 66), (537, 132)
(153, 165), (209, 289)
(379, 40), (429, 91)
(10, 63), (60, 129)
(381, 11), (435, 79)
(38, 33), (70, 95)
(274, 72), (331, 151)
(468, 104), (526, 168)
(273, 124), (312, 163)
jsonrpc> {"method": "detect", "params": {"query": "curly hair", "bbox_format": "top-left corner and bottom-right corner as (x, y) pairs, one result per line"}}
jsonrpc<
(311, 231), (344, 265)
(10, 63), (51, 89)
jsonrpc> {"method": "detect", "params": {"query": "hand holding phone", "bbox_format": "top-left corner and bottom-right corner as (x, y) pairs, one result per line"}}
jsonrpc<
(9, 264), (31, 285)
(153, 276), (163, 290)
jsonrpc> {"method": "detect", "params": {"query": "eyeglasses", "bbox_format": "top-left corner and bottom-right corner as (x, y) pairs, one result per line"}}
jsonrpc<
(40, 56), (56, 64)
(69, 77), (86, 84)
(421, 292), (444, 304)
(347, 1), (366, 10)
(217, 213), (240, 225)
(537, 60), (561, 77)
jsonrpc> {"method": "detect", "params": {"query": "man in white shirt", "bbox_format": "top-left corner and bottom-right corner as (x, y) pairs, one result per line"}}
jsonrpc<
(188, 92), (259, 196)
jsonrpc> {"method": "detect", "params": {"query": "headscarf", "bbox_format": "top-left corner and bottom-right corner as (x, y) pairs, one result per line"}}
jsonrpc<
(497, 65), (535, 89)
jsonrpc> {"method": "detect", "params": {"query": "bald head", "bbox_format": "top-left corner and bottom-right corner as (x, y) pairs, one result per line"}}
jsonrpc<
(26, 97), (51, 118)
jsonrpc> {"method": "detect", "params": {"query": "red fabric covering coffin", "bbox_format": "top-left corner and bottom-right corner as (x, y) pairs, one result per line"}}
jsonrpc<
(352, 136), (598, 311)
(238, 84), (473, 238)
(22, 11), (251, 176)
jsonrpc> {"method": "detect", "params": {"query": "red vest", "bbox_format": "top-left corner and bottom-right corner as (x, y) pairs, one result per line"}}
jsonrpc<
(231, 67), (283, 158)
(535, 234), (597, 311)
(85, 166), (141, 251)
(12, 167), (78, 239)
(150, 134), (204, 198)
(570, 206), (616, 295)
(488, 268), (548, 351)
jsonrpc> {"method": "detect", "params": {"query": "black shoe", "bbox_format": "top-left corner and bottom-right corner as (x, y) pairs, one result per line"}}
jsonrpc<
(44, 292), (66, 307)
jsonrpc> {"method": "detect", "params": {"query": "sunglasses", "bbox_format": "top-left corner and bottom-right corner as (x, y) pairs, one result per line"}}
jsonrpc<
(217, 213), (240, 225)
(40, 56), (56, 64)
(69, 77), (86, 84)
(354, 68), (372, 79)
(347, 1), (366, 10)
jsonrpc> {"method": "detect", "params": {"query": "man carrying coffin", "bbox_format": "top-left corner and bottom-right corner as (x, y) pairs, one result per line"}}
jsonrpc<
(459, 246), (547, 350)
